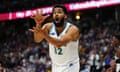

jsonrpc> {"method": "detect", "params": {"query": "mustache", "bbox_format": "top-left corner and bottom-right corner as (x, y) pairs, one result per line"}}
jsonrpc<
(53, 18), (65, 27)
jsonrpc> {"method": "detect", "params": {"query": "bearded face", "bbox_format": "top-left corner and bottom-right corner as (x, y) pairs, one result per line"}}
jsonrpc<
(111, 36), (120, 58)
(111, 37), (119, 47)
(53, 17), (65, 27)
(52, 7), (67, 27)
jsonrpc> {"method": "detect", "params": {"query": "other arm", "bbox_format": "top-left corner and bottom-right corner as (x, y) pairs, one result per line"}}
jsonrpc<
(42, 25), (80, 48)
(29, 23), (51, 43)
(29, 11), (50, 43)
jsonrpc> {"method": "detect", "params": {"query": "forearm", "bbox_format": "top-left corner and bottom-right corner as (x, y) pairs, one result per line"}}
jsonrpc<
(45, 35), (66, 48)
(30, 11), (50, 43)
(43, 32), (70, 48)
(33, 23), (44, 43)
(34, 31), (44, 43)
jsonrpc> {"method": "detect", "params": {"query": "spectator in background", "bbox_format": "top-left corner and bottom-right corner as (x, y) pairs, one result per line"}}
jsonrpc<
(0, 63), (6, 72)
(88, 49), (100, 72)
(110, 34), (120, 72)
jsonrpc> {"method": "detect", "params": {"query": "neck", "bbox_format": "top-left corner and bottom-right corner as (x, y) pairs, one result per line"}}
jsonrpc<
(56, 23), (66, 35)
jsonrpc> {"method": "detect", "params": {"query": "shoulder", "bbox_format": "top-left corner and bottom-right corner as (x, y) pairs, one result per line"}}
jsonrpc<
(68, 23), (79, 33)
(67, 23), (80, 40)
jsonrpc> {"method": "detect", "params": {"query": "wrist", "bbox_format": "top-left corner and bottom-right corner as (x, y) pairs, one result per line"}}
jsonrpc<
(42, 30), (48, 38)
(36, 23), (41, 28)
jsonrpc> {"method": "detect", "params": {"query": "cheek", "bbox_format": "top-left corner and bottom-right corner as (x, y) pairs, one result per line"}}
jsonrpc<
(59, 14), (65, 18)
(53, 15), (55, 19)
(59, 16), (65, 21)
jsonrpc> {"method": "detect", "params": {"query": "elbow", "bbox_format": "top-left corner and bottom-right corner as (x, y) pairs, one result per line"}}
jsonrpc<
(34, 37), (43, 43)
(55, 41), (69, 48)
(34, 39), (41, 43)
(34, 40), (40, 43)
(54, 43), (65, 48)
(55, 45), (62, 48)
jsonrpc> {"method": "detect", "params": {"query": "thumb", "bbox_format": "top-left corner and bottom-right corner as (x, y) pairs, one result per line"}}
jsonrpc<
(29, 29), (35, 32)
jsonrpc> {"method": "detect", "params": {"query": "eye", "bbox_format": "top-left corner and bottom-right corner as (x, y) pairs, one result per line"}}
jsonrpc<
(58, 11), (62, 13)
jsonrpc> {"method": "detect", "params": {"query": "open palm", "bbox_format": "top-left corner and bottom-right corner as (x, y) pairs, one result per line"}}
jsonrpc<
(31, 11), (50, 26)
(29, 11), (49, 33)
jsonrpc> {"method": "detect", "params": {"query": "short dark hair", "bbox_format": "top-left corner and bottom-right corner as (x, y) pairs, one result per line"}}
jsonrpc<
(52, 4), (68, 14)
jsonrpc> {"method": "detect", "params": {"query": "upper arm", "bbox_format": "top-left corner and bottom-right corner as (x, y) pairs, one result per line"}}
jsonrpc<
(60, 25), (80, 43)
(43, 24), (79, 48)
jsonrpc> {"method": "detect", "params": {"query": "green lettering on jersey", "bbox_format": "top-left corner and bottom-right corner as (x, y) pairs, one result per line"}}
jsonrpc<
(54, 47), (63, 55)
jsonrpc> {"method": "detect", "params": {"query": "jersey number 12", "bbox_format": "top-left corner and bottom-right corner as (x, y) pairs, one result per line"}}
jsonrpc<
(54, 47), (63, 55)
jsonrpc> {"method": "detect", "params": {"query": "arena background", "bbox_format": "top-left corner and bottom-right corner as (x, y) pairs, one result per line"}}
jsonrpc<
(0, 0), (120, 72)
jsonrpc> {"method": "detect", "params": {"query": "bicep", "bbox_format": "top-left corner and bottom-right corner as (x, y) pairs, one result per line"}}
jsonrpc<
(60, 34), (72, 44)
(72, 27), (79, 40)
(60, 25), (79, 43)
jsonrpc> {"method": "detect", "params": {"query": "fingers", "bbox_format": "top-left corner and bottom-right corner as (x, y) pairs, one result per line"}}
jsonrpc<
(43, 14), (50, 20)
(29, 27), (37, 32)
(28, 26), (40, 33)
(30, 10), (50, 25)
(31, 15), (35, 19)
(29, 29), (35, 32)
(31, 10), (50, 20)
(31, 10), (42, 19)
(38, 10), (43, 15)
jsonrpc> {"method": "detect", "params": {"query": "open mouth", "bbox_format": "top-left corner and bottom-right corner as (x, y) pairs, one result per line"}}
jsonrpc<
(55, 17), (59, 21)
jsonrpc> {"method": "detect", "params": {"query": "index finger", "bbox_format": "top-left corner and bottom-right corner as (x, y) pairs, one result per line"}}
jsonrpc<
(31, 10), (43, 19)
(38, 10), (43, 15)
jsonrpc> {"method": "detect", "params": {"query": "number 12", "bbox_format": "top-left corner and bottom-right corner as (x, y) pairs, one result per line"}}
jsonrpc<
(54, 47), (63, 55)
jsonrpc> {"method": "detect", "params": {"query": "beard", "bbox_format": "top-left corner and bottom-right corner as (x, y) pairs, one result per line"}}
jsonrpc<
(53, 18), (65, 27)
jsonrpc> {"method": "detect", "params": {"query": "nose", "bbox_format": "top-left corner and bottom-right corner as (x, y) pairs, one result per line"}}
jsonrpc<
(55, 13), (59, 17)
(54, 12), (59, 15)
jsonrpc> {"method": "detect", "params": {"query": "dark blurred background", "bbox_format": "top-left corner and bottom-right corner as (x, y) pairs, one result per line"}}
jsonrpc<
(0, 0), (88, 13)
(0, 0), (120, 72)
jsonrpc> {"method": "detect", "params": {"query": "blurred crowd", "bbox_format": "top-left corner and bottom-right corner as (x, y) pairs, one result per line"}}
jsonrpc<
(0, 0), (92, 13)
(78, 18), (120, 72)
(0, 19), (51, 72)
(0, 6), (120, 72)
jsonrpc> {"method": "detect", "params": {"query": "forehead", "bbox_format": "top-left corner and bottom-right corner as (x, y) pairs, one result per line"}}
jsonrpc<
(53, 8), (64, 12)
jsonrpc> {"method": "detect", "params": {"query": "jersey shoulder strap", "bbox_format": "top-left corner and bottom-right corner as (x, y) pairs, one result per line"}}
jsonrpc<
(59, 22), (71, 36)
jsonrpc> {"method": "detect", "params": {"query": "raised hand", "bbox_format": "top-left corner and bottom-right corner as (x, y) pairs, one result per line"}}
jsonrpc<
(29, 10), (50, 33)
(31, 10), (50, 27)
(29, 27), (40, 33)
(29, 26), (45, 43)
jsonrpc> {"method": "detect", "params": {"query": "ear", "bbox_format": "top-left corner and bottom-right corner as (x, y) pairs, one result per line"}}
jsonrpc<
(64, 15), (67, 19)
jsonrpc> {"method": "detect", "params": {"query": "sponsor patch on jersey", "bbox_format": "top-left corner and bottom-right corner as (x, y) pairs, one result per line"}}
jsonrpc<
(50, 32), (55, 35)
(69, 63), (73, 67)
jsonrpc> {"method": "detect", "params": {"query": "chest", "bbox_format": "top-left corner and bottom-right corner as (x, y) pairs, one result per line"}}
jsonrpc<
(49, 22), (71, 38)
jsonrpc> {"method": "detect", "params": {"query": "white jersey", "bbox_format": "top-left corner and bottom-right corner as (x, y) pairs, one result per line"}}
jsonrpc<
(49, 22), (79, 65)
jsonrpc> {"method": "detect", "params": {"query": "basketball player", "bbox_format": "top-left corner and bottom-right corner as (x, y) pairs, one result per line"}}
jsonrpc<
(0, 63), (6, 72)
(110, 34), (120, 72)
(29, 5), (80, 72)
